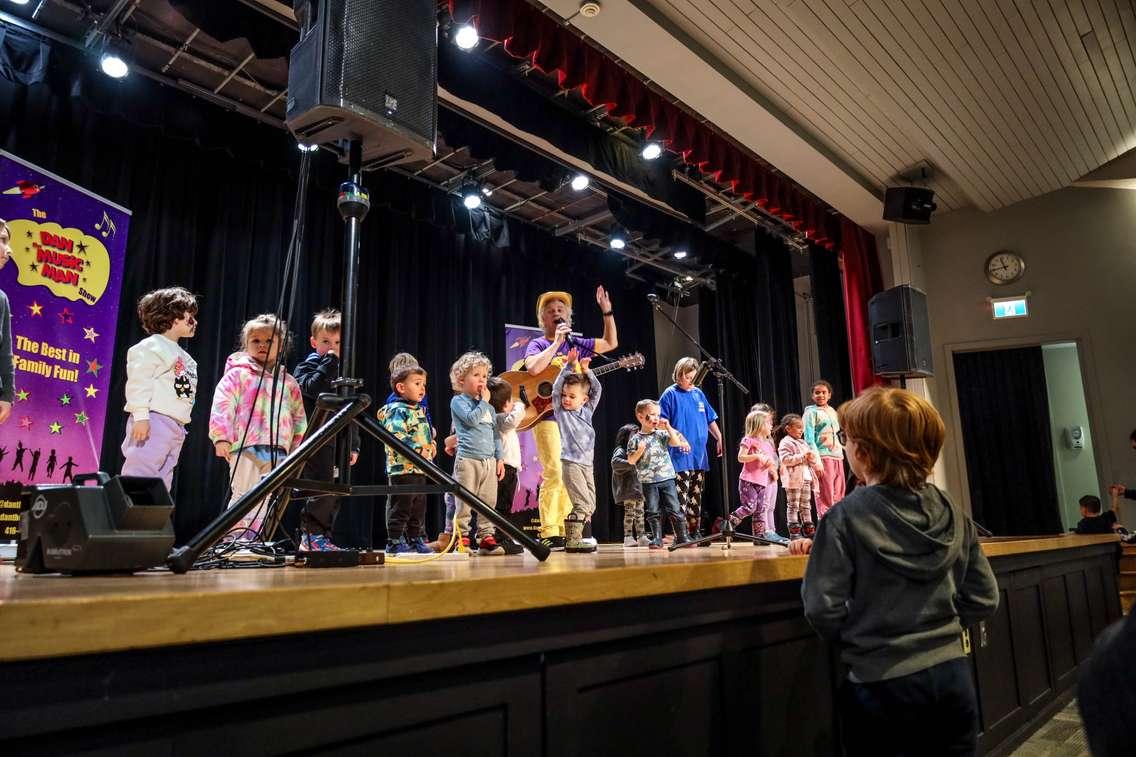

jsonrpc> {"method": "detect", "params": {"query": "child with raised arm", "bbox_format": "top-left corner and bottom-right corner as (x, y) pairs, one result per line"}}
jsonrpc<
(121, 287), (199, 494)
(209, 314), (307, 539)
(793, 387), (999, 756)
(449, 351), (506, 556)
(627, 399), (692, 549)
(551, 349), (602, 553)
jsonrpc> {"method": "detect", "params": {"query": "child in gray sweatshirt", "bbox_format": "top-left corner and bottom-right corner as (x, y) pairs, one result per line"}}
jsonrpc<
(551, 354), (601, 553)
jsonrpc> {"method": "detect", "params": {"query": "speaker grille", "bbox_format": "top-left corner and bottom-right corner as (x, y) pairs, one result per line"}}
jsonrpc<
(324, 0), (437, 143)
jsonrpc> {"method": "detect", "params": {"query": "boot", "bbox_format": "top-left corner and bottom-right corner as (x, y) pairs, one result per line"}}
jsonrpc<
(564, 515), (596, 553)
(802, 521), (816, 539)
(788, 522), (802, 541)
(646, 514), (664, 550)
(669, 512), (693, 546)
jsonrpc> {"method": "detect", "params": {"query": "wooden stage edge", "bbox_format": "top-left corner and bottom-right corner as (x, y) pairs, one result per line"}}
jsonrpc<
(0, 533), (1119, 662)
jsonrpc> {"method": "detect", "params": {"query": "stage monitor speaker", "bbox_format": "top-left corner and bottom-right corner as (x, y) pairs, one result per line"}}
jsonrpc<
(286, 0), (437, 167)
(16, 473), (175, 574)
(869, 284), (934, 378)
(883, 186), (937, 225)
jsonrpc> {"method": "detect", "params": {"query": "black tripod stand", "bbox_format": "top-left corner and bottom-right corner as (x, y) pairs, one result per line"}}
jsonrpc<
(168, 140), (549, 573)
(645, 294), (777, 551)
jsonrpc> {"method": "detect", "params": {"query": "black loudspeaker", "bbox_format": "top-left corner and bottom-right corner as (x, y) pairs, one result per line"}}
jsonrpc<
(869, 285), (934, 378)
(286, 0), (437, 167)
(883, 186), (937, 224)
(16, 473), (175, 574)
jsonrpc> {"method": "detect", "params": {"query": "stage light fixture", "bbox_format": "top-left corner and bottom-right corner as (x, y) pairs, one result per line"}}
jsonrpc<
(609, 226), (627, 250)
(641, 143), (662, 160)
(684, 275), (694, 282)
(570, 174), (590, 191)
(100, 51), (129, 79)
(673, 250), (688, 259)
(8, 0), (31, 5)
(454, 23), (479, 50)
(461, 180), (483, 209)
(297, 143), (319, 152)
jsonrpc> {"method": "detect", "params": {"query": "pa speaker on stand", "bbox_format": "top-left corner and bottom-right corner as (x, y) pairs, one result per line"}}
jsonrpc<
(869, 284), (934, 386)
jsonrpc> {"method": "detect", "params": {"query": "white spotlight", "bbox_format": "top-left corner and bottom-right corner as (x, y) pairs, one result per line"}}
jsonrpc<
(641, 143), (662, 160)
(673, 250), (688, 260)
(8, 0), (31, 5)
(100, 52), (129, 79)
(570, 174), (590, 191)
(684, 275), (694, 282)
(297, 143), (319, 153)
(454, 24), (479, 50)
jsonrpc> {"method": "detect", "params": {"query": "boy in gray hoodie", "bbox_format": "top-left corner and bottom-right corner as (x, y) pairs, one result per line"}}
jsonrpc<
(791, 386), (998, 756)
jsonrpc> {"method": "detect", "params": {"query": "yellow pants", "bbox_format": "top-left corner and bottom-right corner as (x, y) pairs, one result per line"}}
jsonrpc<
(533, 421), (573, 538)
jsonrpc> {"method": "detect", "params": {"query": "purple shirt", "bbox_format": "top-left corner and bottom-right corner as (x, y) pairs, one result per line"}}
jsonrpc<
(525, 335), (597, 423)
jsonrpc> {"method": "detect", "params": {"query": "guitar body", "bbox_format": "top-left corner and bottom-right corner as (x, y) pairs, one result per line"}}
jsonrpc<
(497, 352), (646, 433)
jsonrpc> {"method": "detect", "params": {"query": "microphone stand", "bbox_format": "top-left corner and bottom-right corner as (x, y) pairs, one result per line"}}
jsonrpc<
(646, 294), (777, 551)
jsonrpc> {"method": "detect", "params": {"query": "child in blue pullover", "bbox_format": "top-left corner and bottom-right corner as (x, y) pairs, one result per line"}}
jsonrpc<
(449, 351), (505, 556)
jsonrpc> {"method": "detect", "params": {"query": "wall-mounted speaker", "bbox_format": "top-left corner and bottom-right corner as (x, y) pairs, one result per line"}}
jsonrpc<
(883, 186), (937, 225)
(869, 285), (934, 378)
(286, 0), (437, 167)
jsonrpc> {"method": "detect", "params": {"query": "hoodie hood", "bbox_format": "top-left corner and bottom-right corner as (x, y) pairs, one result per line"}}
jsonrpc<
(225, 351), (273, 374)
(845, 484), (965, 582)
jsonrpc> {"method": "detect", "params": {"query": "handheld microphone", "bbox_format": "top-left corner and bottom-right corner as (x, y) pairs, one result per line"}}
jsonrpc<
(555, 317), (574, 349)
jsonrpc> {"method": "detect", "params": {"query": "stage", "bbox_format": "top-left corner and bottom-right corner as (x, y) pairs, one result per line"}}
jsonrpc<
(0, 534), (1121, 755)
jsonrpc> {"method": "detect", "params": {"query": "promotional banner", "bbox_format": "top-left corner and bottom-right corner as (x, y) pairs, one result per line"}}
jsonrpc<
(0, 151), (130, 539)
(503, 324), (543, 536)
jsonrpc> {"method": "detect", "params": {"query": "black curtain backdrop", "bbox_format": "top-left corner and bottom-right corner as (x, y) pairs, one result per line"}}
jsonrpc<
(697, 229), (799, 532)
(953, 346), (1062, 536)
(809, 244), (853, 406)
(1, 42), (660, 546)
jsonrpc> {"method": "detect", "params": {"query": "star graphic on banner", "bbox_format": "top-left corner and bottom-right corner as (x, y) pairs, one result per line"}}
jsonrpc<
(58, 308), (74, 325)
(18, 416), (32, 431)
(86, 358), (102, 376)
(73, 411), (89, 426)
(84, 383), (99, 398)
(28, 262), (38, 273)
(59, 392), (72, 406)
(15, 388), (29, 401)
(77, 240), (88, 255)
(25, 229), (32, 238)
(49, 421), (63, 435)
(83, 327), (99, 343)
(28, 301), (43, 316)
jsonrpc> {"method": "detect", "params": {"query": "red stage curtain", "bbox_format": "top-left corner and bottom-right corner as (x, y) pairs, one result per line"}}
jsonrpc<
(839, 219), (885, 394)
(451, 0), (839, 249)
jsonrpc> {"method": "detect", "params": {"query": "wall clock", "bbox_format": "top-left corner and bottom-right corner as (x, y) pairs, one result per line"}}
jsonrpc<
(984, 250), (1025, 285)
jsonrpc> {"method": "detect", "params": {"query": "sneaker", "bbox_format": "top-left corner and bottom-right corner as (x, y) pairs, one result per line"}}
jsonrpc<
(623, 535), (638, 547)
(407, 535), (433, 554)
(762, 530), (790, 547)
(298, 532), (341, 552)
(498, 536), (524, 555)
(385, 538), (412, 555)
(637, 533), (651, 548)
(802, 522), (816, 539)
(478, 535), (505, 555)
(541, 536), (567, 551)
(648, 540), (664, 550)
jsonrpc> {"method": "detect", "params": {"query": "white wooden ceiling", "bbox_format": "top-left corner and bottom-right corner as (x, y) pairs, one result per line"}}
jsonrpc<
(626, 0), (1136, 212)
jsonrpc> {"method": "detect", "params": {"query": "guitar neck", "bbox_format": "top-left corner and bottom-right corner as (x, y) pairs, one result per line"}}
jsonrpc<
(590, 361), (626, 377)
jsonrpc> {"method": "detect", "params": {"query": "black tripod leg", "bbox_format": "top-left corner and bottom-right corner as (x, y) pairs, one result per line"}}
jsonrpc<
(168, 395), (371, 573)
(354, 414), (551, 561)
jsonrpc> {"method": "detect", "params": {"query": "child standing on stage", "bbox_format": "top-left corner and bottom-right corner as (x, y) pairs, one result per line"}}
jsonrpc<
(722, 408), (788, 545)
(803, 380), (845, 518)
(449, 351), (506, 555)
(293, 309), (358, 551)
(752, 402), (780, 536)
(628, 399), (692, 549)
(551, 349), (602, 553)
(209, 314), (307, 538)
(777, 413), (820, 540)
(612, 423), (649, 547)
(386, 352), (433, 428)
(376, 364), (435, 554)
(793, 387), (998, 756)
(121, 287), (199, 494)
(659, 357), (723, 540)
(489, 376), (525, 555)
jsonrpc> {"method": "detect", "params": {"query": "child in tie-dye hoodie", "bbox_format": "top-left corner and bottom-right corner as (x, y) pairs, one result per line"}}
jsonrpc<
(209, 314), (307, 539)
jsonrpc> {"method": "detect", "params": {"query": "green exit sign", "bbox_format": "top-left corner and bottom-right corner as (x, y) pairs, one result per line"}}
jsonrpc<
(992, 295), (1029, 319)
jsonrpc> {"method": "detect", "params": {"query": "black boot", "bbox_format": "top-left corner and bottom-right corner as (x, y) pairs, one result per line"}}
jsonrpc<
(670, 512), (693, 546)
(646, 514), (664, 550)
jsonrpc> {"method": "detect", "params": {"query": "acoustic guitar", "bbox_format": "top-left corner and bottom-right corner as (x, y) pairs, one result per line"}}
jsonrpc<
(499, 352), (646, 432)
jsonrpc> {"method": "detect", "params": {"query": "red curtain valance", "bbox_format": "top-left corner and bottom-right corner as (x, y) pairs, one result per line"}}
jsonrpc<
(452, 0), (839, 249)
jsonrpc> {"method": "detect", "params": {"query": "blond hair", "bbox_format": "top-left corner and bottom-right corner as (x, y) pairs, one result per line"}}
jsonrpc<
(838, 386), (944, 490)
(389, 352), (419, 373)
(240, 313), (286, 354)
(744, 409), (771, 439)
(635, 399), (658, 417)
(673, 357), (700, 384)
(450, 351), (491, 391)
(310, 308), (340, 338)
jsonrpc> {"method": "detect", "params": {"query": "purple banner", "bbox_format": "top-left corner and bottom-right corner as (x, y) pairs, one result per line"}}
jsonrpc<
(1, 151), (129, 537)
(504, 323), (543, 532)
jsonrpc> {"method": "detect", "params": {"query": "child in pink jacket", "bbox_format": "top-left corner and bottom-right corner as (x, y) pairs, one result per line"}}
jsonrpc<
(778, 413), (821, 540)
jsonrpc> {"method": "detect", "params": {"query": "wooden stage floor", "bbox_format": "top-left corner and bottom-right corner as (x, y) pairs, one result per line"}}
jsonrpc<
(0, 534), (1114, 663)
